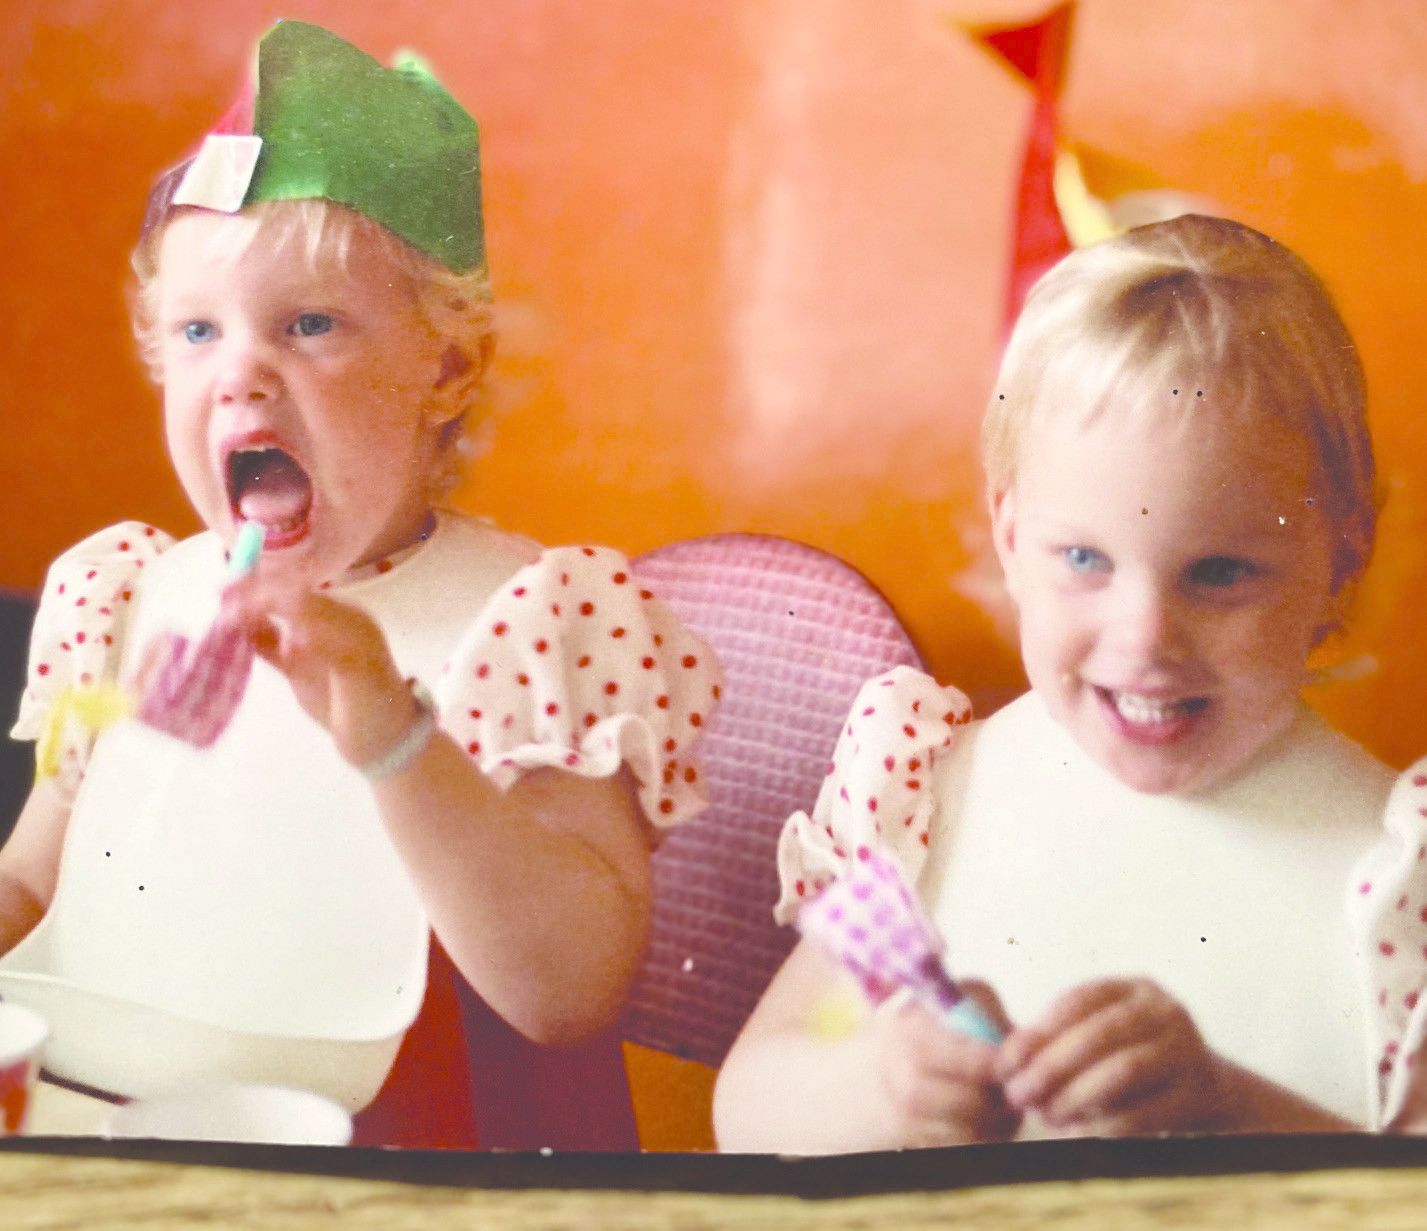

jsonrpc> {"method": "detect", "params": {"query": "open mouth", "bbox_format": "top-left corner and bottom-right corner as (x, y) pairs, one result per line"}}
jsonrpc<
(225, 446), (313, 548)
(1095, 686), (1209, 743)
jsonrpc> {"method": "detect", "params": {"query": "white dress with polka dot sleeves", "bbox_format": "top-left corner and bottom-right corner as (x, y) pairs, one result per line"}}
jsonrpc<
(773, 666), (971, 925)
(0, 513), (720, 1110)
(775, 673), (1396, 1129)
(437, 544), (721, 830)
(1346, 759), (1427, 1127)
(10, 521), (174, 795)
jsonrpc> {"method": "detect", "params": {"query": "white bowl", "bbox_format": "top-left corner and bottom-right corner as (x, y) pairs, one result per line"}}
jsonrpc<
(0, 1001), (47, 1065)
(0, 970), (399, 1111)
(104, 1083), (353, 1146)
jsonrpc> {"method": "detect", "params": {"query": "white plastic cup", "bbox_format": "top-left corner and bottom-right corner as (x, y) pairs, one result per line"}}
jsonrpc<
(104, 1083), (353, 1146)
(0, 1001), (49, 1136)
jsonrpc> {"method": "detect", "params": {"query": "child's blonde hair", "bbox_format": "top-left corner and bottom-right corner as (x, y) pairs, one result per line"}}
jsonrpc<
(982, 214), (1376, 592)
(130, 198), (495, 499)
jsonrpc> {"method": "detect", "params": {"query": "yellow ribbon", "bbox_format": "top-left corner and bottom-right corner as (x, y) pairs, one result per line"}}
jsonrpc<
(1052, 146), (1119, 247)
(35, 682), (135, 781)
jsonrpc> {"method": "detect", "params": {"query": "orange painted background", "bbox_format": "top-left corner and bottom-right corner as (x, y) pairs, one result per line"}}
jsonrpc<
(4, 0), (1427, 1146)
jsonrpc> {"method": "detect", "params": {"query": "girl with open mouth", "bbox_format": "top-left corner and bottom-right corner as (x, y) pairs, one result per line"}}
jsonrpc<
(0, 21), (722, 1151)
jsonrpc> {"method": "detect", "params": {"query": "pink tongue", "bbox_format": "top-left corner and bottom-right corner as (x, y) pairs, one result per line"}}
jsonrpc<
(236, 453), (311, 526)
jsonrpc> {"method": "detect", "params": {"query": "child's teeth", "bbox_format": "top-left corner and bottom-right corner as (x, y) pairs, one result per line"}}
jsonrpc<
(1112, 692), (1188, 724)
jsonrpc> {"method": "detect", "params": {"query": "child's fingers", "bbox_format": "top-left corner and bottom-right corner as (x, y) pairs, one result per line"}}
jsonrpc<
(1002, 988), (1151, 1111)
(996, 1025), (1048, 1081)
(900, 1093), (1020, 1149)
(879, 1002), (1021, 1145)
(233, 580), (413, 764)
(1004, 981), (1219, 1133)
(998, 978), (1133, 1077)
(1032, 1039), (1171, 1127)
(229, 580), (386, 669)
(915, 1088), (1020, 1146)
(1065, 1061), (1228, 1138)
(959, 978), (1016, 1040)
(890, 1000), (1002, 1084)
(1037, 978), (1142, 1037)
(903, 1069), (1011, 1125)
(248, 616), (293, 673)
(226, 576), (330, 634)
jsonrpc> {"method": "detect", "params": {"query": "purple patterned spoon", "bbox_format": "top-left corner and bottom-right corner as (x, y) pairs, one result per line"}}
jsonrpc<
(797, 849), (1003, 1043)
(136, 523), (261, 749)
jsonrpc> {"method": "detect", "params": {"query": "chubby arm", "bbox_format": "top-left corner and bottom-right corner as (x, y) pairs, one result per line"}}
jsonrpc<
(234, 580), (651, 1046)
(713, 937), (1018, 1154)
(1215, 1060), (1360, 1133)
(0, 779), (73, 956)
(998, 978), (1357, 1136)
(372, 737), (649, 1046)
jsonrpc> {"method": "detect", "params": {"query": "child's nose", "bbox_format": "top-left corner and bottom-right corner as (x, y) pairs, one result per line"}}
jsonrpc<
(215, 342), (281, 404)
(1109, 581), (1189, 662)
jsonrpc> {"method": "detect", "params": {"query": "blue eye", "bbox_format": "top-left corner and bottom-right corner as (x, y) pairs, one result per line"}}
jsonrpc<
(291, 312), (334, 338)
(1062, 546), (1109, 575)
(183, 321), (216, 344)
(1189, 557), (1257, 587)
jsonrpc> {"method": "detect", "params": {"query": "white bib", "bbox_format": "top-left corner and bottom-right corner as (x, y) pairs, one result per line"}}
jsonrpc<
(0, 514), (536, 1107)
(920, 691), (1393, 1126)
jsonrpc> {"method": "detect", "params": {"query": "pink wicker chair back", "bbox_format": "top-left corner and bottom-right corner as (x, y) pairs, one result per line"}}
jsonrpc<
(624, 534), (925, 1067)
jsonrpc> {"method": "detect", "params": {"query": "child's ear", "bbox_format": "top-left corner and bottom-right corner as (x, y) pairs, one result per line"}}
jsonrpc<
(1311, 579), (1352, 650)
(988, 484), (1021, 601)
(1309, 537), (1362, 648)
(424, 343), (472, 427)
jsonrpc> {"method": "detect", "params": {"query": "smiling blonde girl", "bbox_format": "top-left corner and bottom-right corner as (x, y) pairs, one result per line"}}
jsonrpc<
(714, 215), (1407, 1152)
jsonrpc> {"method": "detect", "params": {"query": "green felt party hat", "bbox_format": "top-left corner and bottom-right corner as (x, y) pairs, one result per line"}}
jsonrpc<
(151, 21), (483, 272)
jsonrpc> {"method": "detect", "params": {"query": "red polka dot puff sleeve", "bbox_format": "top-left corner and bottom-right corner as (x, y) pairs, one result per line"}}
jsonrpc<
(1347, 756), (1427, 1128)
(435, 546), (723, 834)
(11, 522), (175, 796)
(772, 666), (972, 926)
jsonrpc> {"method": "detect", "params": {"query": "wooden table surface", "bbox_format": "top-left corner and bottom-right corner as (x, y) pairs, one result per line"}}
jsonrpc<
(6, 1135), (1427, 1230)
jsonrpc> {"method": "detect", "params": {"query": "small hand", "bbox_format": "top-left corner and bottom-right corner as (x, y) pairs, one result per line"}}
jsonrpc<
(998, 978), (1231, 1136)
(875, 980), (1020, 1147)
(225, 575), (416, 768)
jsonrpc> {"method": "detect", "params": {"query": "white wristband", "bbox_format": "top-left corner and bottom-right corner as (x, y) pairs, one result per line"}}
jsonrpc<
(360, 679), (437, 781)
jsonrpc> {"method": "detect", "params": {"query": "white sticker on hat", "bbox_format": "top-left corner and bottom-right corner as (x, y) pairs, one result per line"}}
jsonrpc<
(172, 135), (263, 214)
